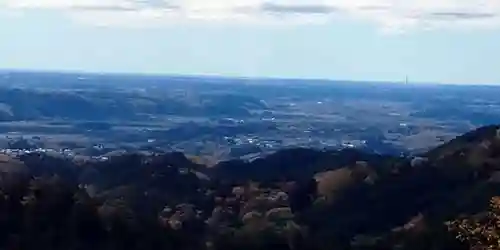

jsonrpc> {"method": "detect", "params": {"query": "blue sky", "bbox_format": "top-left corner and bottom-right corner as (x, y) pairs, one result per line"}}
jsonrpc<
(0, 0), (500, 84)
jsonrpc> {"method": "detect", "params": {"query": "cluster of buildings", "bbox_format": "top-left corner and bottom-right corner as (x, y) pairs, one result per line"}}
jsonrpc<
(224, 134), (368, 151)
(0, 147), (110, 162)
(0, 147), (70, 158)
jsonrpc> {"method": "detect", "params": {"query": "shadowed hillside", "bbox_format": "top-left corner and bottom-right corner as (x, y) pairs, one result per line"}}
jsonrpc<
(1, 125), (500, 249)
(0, 87), (267, 121)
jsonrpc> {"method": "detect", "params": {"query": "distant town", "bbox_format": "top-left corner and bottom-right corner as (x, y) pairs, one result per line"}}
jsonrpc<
(0, 71), (498, 163)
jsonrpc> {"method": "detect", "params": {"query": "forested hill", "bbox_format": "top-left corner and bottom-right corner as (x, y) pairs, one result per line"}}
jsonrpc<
(1, 125), (500, 250)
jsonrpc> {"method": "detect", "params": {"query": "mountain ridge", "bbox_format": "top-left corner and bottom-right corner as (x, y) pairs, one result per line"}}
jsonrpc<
(1, 125), (500, 249)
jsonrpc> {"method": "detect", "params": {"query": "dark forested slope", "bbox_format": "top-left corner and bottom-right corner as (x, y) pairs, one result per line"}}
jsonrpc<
(2, 125), (500, 249)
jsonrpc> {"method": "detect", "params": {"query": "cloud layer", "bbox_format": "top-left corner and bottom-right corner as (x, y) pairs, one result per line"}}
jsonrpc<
(2, 0), (500, 30)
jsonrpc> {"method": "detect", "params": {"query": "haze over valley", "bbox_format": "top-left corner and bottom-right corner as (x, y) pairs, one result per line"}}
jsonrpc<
(0, 71), (498, 163)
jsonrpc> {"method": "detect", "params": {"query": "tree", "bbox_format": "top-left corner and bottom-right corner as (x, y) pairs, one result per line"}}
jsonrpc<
(447, 196), (500, 250)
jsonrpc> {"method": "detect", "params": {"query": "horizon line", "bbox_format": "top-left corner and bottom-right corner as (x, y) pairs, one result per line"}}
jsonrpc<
(1, 68), (499, 87)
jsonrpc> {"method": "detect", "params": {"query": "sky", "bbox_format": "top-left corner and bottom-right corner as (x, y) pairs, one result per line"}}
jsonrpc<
(0, 0), (500, 85)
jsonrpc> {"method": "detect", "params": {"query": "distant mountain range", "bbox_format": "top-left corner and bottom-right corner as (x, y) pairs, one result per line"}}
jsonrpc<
(0, 87), (267, 121)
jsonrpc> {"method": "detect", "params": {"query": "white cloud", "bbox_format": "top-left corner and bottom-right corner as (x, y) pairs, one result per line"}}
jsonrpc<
(2, 0), (500, 31)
